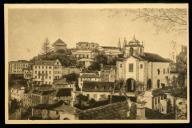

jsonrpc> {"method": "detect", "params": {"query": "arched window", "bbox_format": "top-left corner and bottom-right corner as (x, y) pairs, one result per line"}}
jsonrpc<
(157, 79), (160, 88)
(147, 79), (152, 90)
(126, 78), (136, 92)
(157, 69), (160, 75)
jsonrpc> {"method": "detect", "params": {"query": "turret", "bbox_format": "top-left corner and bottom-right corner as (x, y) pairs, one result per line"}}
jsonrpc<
(124, 35), (144, 57)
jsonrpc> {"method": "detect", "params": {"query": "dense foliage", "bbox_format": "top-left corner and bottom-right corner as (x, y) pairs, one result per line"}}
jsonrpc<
(88, 54), (118, 71)
(30, 50), (77, 67)
(176, 45), (187, 87)
(64, 73), (79, 83)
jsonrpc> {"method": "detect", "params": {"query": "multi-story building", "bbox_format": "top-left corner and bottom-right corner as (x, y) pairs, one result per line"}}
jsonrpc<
(82, 81), (116, 101)
(100, 65), (116, 82)
(32, 59), (62, 85)
(78, 72), (101, 91)
(98, 46), (122, 57)
(22, 91), (32, 108)
(138, 88), (173, 115)
(72, 50), (95, 59)
(76, 42), (99, 50)
(49, 88), (75, 106)
(9, 60), (31, 76)
(23, 66), (33, 80)
(72, 50), (95, 68)
(30, 90), (55, 106)
(116, 36), (172, 92)
(52, 38), (67, 52)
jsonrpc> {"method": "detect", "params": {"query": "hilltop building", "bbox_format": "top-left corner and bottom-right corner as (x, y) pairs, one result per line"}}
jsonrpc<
(76, 42), (99, 50)
(52, 38), (67, 52)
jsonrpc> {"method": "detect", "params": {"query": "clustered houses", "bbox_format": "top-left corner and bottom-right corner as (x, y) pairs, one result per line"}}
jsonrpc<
(82, 81), (116, 101)
(10, 86), (25, 101)
(100, 65), (116, 82)
(9, 60), (32, 77)
(78, 71), (101, 91)
(9, 37), (185, 120)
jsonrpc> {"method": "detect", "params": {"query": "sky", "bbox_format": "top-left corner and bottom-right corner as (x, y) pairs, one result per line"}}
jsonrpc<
(7, 7), (188, 61)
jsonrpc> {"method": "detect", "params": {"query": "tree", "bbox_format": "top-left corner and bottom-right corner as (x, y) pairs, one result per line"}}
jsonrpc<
(88, 54), (108, 71)
(133, 8), (187, 33)
(41, 38), (52, 59)
(176, 45), (187, 87)
(65, 73), (79, 83)
(9, 99), (20, 114)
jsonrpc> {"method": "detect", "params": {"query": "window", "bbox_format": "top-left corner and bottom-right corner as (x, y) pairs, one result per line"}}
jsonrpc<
(161, 96), (163, 100)
(35, 71), (37, 74)
(157, 69), (160, 75)
(163, 68), (165, 74)
(157, 79), (160, 88)
(129, 64), (133, 72)
(120, 64), (122, 68)
(130, 47), (133, 55)
(49, 66), (52, 69)
(140, 64), (143, 69)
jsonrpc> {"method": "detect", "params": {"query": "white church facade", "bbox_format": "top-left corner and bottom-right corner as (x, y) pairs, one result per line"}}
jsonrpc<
(116, 36), (172, 92)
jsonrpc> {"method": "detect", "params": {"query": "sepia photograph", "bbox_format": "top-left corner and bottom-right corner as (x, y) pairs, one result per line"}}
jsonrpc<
(4, 4), (189, 124)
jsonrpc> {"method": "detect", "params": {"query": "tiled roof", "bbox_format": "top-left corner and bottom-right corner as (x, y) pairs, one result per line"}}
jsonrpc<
(53, 78), (67, 85)
(32, 90), (56, 95)
(117, 53), (172, 63)
(82, 81), (115, 92)
(77, 101), (128, 119)
(145, 107), (175, 119)
(33, 100), (64, 109)
(141, 52), (172, 62)
(101, 46), (120, 49)
(56, 88), (72, 97)
(53, 38), (66, 46)
(9, 60), (29, 63)
(33, 59), (57, 66)
(54, 104), (76, 114)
